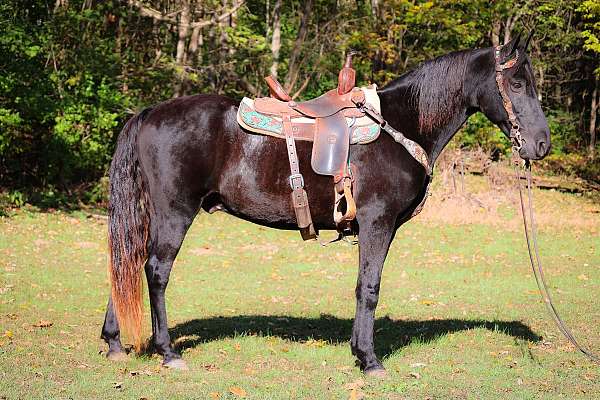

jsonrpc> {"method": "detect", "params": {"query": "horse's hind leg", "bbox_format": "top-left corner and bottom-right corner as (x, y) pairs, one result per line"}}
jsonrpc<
(101, 206), (195, 366)
(145, 210), (195, 369)
(101, 297), (127, 360)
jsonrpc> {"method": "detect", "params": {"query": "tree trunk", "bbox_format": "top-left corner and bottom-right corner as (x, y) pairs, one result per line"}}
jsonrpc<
(116, 15), (128, 93)
(284, 0), (313, 91)
(269, 0), (282, 78)
(503, 15), (513, 44)
(491, 19), (500, 47)
(188, 25), (202, 67)
(174, 0), (191, 97)
(590, 76), (598, 158)
(176, 1), (190, 65)
(370, 0), (380, 19)
(54, 0), (68, 13)
(537, 65), (544, 101)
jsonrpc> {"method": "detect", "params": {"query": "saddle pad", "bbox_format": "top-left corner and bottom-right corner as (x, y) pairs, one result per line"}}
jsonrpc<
(237, 85), (381, 145)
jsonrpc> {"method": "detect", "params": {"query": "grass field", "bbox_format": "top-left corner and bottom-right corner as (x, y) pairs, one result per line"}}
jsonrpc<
(1, 175), (599, 399)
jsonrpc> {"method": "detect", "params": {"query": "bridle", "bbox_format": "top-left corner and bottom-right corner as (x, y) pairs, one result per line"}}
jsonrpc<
(494, 45), (525, 151)
(494, 44), (600, 364)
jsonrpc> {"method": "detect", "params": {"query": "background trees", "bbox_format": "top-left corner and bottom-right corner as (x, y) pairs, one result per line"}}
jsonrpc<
(1, 0), (598, 204)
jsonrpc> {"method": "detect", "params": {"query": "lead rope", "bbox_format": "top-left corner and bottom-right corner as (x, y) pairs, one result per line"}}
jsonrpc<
(512, 151), (600, 363)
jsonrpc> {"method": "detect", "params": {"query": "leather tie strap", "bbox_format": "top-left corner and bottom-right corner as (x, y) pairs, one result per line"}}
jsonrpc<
(282, 113), (316, 240)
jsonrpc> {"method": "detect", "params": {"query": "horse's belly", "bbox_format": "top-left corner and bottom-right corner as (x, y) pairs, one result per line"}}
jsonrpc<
(215, 133), (336, 229)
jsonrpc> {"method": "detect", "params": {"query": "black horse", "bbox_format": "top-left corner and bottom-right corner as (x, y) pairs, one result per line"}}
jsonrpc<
(102, 34), (550, 375)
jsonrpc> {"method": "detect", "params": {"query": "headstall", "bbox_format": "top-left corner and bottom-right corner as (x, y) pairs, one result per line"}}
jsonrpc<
(494, 45), (524, 151)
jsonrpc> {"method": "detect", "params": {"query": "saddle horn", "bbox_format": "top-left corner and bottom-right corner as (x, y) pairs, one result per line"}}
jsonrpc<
(338, 51), (357, 95)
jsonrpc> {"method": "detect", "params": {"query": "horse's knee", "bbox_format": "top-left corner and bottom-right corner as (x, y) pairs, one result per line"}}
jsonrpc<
(356, 283), (380, 310)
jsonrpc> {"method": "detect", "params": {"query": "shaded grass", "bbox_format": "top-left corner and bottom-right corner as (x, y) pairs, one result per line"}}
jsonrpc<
(1, 177), (599, 399)
(170, 315), (540, 357)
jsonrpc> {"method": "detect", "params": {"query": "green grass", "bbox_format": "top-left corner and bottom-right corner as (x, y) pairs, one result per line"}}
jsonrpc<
(1, 179), (599, 399)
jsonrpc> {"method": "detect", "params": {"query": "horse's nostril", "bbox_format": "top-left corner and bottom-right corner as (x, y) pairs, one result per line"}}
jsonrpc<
(537, 141), (547, 156)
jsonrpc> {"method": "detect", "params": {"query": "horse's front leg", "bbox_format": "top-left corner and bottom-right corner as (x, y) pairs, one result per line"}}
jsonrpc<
(351, 215), (396, 376)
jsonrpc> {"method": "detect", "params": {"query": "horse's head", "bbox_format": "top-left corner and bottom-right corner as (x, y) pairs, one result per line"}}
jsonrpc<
(478, 32), (551, 160)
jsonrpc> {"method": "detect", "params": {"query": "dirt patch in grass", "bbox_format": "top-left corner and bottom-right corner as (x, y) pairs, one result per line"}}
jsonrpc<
(419, 174), (600, 232)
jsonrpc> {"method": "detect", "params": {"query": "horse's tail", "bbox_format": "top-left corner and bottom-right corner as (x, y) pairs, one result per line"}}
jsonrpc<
(107, 108), (152, 352)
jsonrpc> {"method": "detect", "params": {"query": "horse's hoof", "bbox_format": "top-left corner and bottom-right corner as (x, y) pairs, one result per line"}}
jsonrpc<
(364, 367), (387, 378)
(106, 351), (128, 362)
(163, 358), (189, 371)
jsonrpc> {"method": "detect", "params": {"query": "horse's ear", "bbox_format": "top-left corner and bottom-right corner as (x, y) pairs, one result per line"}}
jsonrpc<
(521, 30), (534, 53)
(508, 33), (521, 55)
(501, 33), (521, 63)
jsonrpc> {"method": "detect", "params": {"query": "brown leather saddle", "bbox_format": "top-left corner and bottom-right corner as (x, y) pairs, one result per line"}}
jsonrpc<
(238, 54), (376, 240)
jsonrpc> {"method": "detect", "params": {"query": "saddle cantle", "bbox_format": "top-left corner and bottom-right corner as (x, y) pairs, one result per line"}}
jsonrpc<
(237, 52), (422, 240)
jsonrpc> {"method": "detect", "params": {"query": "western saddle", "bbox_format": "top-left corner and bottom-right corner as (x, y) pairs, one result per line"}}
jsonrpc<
(237, 53), (431, 240)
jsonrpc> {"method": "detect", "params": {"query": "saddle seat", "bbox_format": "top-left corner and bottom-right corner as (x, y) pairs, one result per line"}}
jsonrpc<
(263, 76), (365, 118)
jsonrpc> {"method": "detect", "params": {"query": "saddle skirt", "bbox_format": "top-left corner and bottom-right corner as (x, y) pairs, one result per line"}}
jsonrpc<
(237, 85), (381, 145)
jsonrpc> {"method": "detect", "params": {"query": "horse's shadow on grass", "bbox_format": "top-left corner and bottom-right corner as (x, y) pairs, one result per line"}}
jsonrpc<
(169, 314), (540, 358)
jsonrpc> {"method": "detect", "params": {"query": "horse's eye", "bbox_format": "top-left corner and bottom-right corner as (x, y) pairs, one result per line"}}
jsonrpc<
(513, 82), (523, 89)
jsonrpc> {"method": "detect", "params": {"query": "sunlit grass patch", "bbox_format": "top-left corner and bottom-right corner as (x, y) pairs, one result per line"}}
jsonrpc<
(1, 177), (599, 399)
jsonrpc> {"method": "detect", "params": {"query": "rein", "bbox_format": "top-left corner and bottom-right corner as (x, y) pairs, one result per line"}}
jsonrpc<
(513, 157), (599, 363)
(496, 44), (599, 363)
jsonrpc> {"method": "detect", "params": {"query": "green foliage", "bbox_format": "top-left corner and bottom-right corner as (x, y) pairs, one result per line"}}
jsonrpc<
(539, 152), (600, 184)
(0, 0), (597, 206)
(7, 190), (26, 207)
(0, 108), (22, 154)
(578, 1), (600, 56)
(545, 110), (581, 154)
(457, 113), (511, 155)
(52, 76), (123, 178)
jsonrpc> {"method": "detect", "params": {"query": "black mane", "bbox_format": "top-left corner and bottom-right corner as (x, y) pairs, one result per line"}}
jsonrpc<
(382, 50), (471, 134)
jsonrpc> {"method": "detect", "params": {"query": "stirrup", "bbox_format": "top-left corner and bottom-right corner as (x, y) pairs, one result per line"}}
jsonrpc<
(333, 174), (356, 233)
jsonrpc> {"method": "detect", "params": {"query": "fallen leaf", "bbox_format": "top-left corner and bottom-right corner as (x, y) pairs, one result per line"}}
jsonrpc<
(3, 330), (13, 339)
(349, 388), (365, 400)
(409, 362), (427, 368)
(577, 274), (589, 281)
(209, 393), (221, 400)
(229, 387), (246, 398)
(33, 320), (53, 328)
(201, 364), (219, 372)
(420, 300), (436, 306)
(130, 370), (152, 376)
(190, 246), (214, 256)
(344, 379), (365, 390)
(409, 372), (421, 379)
(74, 241), (96, 248)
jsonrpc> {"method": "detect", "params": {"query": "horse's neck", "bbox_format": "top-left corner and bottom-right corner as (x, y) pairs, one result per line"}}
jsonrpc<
(427, 109), (472, 163)
(378, 49), (484, 166)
